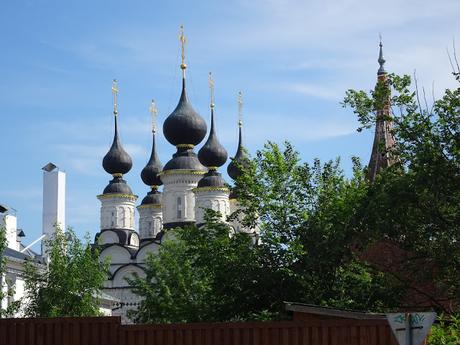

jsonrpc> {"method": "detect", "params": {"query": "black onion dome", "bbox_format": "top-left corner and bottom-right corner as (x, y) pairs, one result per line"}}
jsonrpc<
(163, 147), (206, 171)
(163, 78), (207, 146)
(103, 176), (133, 195)
(141, 190), (162, 205)
(198, 108), (228, 168)
(141, 132), (163, 186)
(197, 170), (226, 188)
(227, 125), (248, 180)
(103, 116), (133, 175)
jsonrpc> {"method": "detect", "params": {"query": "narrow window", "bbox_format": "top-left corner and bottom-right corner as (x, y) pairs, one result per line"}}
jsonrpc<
(177, 197), (182, 219)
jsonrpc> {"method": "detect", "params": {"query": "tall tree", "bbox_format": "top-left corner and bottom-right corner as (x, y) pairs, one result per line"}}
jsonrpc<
(234, 142), (403, 312)
(343, 73), (460, 312)
(23, 227), (109, 317)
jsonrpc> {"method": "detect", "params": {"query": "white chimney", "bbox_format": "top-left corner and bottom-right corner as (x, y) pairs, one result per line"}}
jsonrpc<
(42, 163), (66, 256)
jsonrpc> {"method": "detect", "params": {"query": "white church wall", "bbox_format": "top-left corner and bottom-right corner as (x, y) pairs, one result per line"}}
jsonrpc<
(97, 230), (119, 245)
(160, 172), (204, 224)
(194, 189), (230, 224)
(137, 205), (162, 240)
(98, 196), (136, 231)
(135, 242), (160, 264)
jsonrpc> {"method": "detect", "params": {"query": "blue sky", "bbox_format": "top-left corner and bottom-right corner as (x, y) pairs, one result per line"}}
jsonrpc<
(1, 0), (459, 248)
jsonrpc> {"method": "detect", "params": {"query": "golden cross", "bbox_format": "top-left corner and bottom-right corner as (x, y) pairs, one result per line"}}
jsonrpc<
(208, 72), (215, 108)
(149, 99), (158, 133)
(179, 25), (187, 73)
(237, 91), (243, 127)
(112, 79), (119, 115)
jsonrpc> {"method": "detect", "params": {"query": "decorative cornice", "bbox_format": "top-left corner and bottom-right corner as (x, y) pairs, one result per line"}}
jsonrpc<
(97, 193), (138, 201)
(158, 169), (206, 176)
(112, 173), (123, 178)
(193, 186), (230, 193)
(176, 144), (195, 149)
(137, 204), (162, 209)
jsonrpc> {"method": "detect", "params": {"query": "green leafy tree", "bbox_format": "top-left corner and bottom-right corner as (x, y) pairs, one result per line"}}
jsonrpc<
(234, 142), (404, 312)
(129, 211), (261, 323)
(0, 226), (21, 317)
(343, 73), (460, 312)
(23, 227), (109, 317)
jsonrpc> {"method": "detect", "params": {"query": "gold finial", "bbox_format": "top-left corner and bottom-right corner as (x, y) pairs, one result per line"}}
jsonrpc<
(237, 91), (243, 127)
(179, 25), (187, 76)
(112, 79), (119, 116)
(208, 72), (215, 108)
(149, 99), (158, 134)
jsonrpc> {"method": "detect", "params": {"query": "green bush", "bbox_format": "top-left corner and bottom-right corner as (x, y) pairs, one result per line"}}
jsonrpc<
(429, 314), (460, 345)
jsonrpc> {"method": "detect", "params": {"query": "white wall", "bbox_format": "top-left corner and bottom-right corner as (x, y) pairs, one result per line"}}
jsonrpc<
(161, 172), (204, 225)
(137, 205), (162, 240)
(194, 189), (230, 224)
(98, 196), (137, 231)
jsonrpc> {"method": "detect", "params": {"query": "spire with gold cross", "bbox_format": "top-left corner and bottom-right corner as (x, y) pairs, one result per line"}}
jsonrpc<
(112, 79), (119, 116)
(237, 91), (243, 128)
(208, 72), (215, 109)
(149, 99), (158, 134)
(179, 25), (187, 78)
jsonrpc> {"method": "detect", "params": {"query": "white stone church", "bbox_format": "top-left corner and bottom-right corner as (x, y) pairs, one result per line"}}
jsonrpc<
(95, 40), (256, 322)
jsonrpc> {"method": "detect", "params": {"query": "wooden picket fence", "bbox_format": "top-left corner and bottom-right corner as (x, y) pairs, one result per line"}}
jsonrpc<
(0, 316), (405, 345)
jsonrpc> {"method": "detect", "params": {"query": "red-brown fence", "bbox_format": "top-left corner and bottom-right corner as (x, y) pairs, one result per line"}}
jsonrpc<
(0, 316), (406, 345)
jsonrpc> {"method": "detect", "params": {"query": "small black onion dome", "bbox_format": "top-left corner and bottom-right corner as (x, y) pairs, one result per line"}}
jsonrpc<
(197, 170), (226, 188)
(141, 132), (163, 186)
(163, 78), (207, 146)
(227, 125), (249, 180)
(141, 189), (162, 205)
(198, 107), (228, 168)
(103, 116), (133, 175)
(163, 147), (206, 171)
(103, 176), (133, 195)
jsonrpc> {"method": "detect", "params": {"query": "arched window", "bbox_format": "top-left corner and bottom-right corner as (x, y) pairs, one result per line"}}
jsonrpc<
(177, 197), (182, 219)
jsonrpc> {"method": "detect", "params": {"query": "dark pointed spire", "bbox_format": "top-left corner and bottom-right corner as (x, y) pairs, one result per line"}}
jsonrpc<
(227, 92), (249, 181)
(377, 35), (386, 76)
(102, 80), (133, 176)
(198, 73), (228, 169)
(368, 40), (397, 181)
(141, 100), (163, 188)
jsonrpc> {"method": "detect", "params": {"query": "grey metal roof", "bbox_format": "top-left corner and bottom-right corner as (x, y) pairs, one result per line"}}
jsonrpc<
(3, 247), (44, 264)
(284, 302), (386, 320)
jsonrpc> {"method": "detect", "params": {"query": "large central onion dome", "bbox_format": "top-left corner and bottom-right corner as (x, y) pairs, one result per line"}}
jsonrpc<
(103, 115), (133, 175)
(163, 78), (207, 147)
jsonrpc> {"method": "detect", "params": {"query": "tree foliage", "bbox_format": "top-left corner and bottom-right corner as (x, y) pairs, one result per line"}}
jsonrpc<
(23, 227), (109, 317)
(343, 73), (460, 312)
(128, 211), (261, 323)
